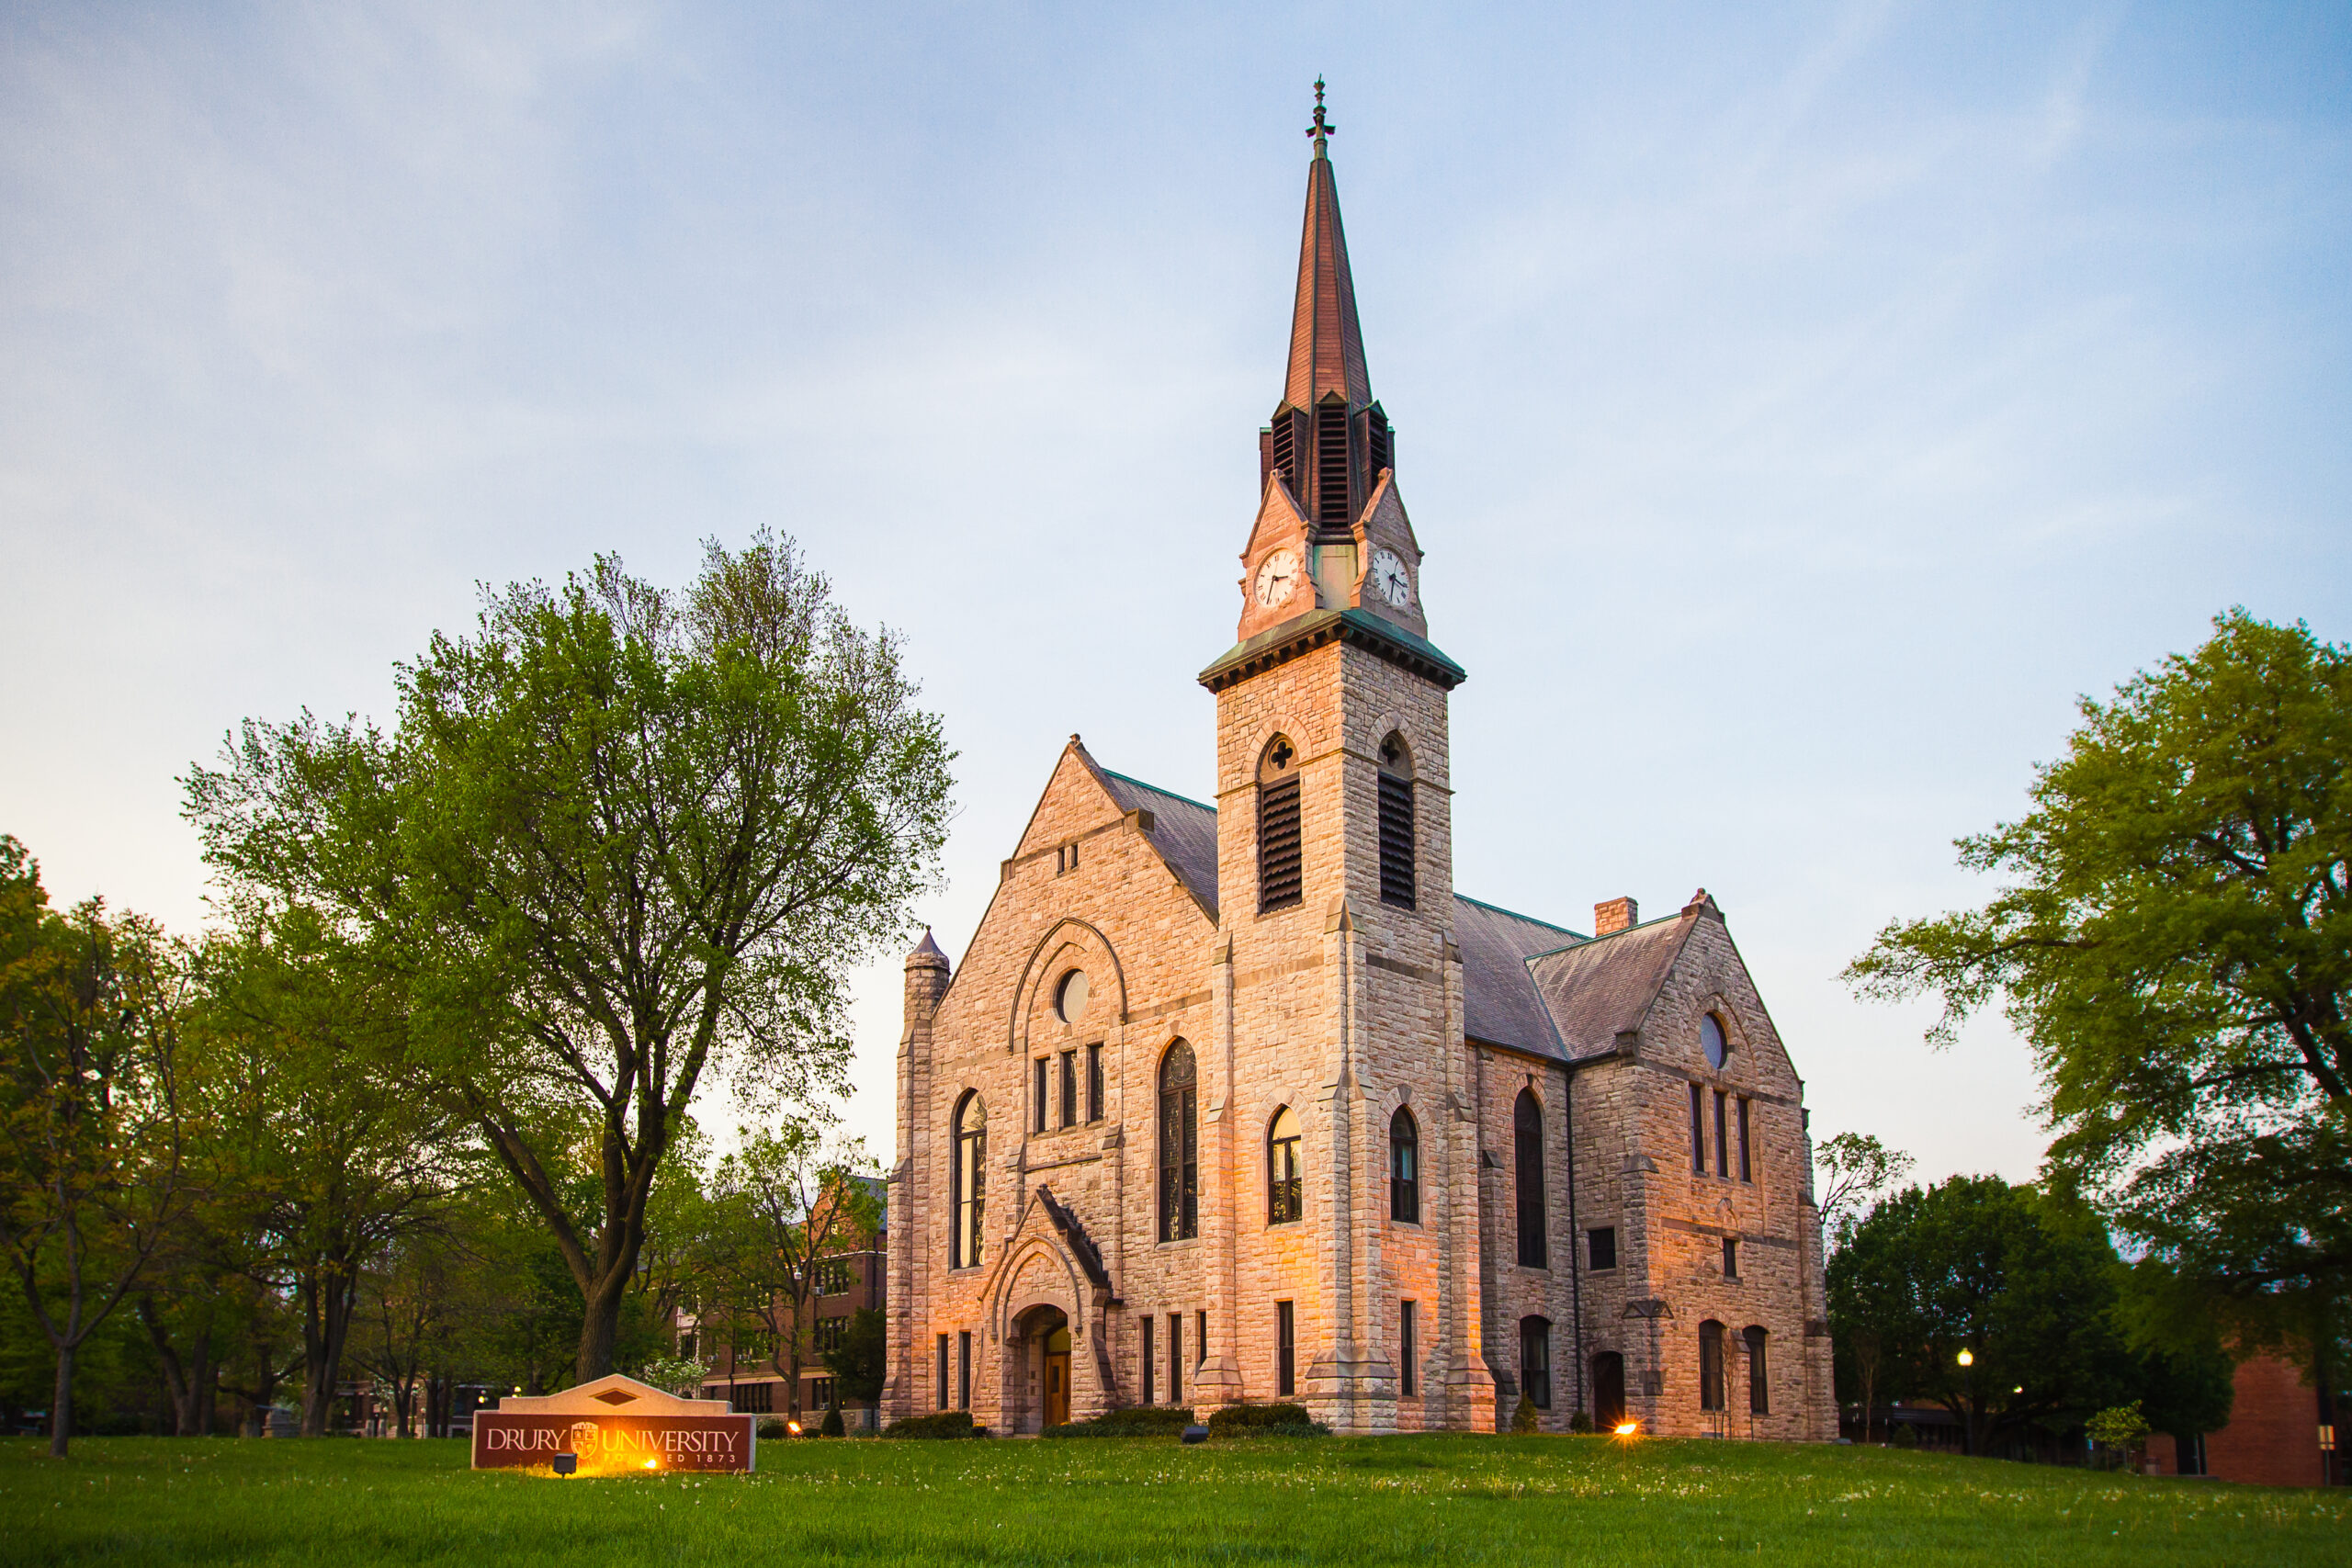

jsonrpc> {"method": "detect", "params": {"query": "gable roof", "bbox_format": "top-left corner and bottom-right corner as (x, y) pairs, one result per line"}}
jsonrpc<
(1099, 770), (1221, 918)
(1094, 768), (1592, 1061)
(1526, 911), (1696, 1059)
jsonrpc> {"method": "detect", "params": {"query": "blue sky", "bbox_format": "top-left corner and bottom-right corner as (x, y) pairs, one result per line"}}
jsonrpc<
(3, 3), (2346, 1185)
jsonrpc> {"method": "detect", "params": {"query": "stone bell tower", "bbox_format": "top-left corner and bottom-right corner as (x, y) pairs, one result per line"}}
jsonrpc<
(1193, 84), (1490, 1435)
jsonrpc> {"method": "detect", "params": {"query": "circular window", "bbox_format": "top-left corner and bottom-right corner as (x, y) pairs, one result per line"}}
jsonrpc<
(1701, 1013), (1728, 1070)
(1055, 969), (1090, 1024)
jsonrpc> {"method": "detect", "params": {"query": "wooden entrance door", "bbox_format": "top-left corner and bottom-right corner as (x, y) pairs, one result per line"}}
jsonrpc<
(1044, 1326), (1071, 1427)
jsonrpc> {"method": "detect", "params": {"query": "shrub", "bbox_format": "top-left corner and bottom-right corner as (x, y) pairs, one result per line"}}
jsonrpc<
(884, 1410), (978, 1439)
(1891, 1421), (1919, 1449)
(756, 1417), (787, 1440)
(1044, 1405), (1195, 1438)
(1567, 1409), (1594, 1434)
(820, 1406), (845, 1438)
(1205, 1403), (1328, 1439)
(1511, 1396), (1540, 1434)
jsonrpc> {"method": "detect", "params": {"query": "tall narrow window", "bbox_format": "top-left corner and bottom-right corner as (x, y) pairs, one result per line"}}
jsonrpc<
(1033, 1057), (1047, 1134)
(1276, 1301), (1295, 1397)
(1714, 1090), (1729, 1179)
(1521, 1317), (1552, 1410)
(951, 1092), (987, 1269)
(1744, 1326), (1769, 1416)
(1723, 1237), (1739, 1278)
(958, 1329), (973, 1411)
(1737, 1097), (1752, 1182)
(1514, 1089), (1547, 1268)
(1377, 735), (1415, 909)
(1197, 1311), (1207, 1368)
(1400, 1301), (1418, 1397)
(1141, 1314), (1155, 1404)
(1699, 1321), (1725, 1413)
(1257, 737), (1303, 912)
(1389, 1106), (1420, 1224)
(1690, 1082), (1707, 1175)
(936, 1334), (950, 1411)
(1159, 1041), (1198, 1242)
(1087, 1043), (1103, 1122)
(1059, 1050), (1077, 1129)
(1268, 1106), (1302, 1224)
(1168, 1314), (1182, 1404)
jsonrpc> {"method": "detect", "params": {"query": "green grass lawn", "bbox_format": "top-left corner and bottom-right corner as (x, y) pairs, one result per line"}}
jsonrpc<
(0, 1433), (2342, 1566)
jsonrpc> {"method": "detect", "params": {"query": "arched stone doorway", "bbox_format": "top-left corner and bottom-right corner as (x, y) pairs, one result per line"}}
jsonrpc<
(1010, 1304), (1070, 1434)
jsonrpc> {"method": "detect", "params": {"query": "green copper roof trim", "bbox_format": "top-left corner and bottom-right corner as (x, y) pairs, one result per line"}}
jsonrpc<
(1196, 607), (1466, 693)
(1098, 769), (1216, 815)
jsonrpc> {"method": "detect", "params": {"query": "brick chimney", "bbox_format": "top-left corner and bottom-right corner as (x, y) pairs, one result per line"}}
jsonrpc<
(1593, 897), (1638, 936)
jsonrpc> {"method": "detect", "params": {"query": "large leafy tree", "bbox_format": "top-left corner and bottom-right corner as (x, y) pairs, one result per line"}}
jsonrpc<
(1828, 1176), (2136, 1454)
(0, 838), (200, 1456)
(1846, 611), (2349, 1353)
(193, 906), (461, 1435)
(187, 535), (951, 1382)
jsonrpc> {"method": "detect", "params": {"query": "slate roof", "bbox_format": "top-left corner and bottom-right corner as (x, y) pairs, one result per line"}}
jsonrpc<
(1099, 770), (1617, 1062)
(1526, 912), (1696, 1059)
(1099, 771), (1221, 918)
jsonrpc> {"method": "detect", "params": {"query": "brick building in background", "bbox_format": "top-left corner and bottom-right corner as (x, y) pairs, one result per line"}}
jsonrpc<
(682, 1179), (887, 1429)
(2151, 1353), (2346, 1488)
(881, 96), (1836, 1439)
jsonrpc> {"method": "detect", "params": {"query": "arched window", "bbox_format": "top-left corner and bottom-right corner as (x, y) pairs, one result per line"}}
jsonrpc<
(1513, 1089), (1546, 1269)
(1158, 1041), (1198, 1242)
(1389, 1106), (1419, 1224)
(1267, 1106), (1302, 1224)
(1519, 1316), (1552, 1410)
(1257, 736), (1303, 912)
(1701, 1012), (1728, 1070)
(951, 1091), (987, 1269)
(1376, 733), (1415, 909)
(1744, 1326), (1769, 1416)
(1699, 1320), (1726, 1412)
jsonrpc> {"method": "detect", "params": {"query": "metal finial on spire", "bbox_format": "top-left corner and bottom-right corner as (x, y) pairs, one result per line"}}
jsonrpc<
(1306, 76), (1335, 157)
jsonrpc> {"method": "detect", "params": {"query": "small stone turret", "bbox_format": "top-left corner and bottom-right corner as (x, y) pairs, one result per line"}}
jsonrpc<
(904, 927), (952, 1023)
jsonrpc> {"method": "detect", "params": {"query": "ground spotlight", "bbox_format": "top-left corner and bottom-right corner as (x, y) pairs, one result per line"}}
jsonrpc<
(552, 1453), (577, 1477)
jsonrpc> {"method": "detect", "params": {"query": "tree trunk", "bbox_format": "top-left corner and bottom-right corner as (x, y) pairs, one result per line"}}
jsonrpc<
(51, 1342), (74, 1459)
(574, 1268), (631, 1386)
(299, 1267), (359, 1438)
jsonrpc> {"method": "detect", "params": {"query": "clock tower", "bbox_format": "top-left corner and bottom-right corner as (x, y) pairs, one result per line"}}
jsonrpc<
(1193, 85), (1490, 1434)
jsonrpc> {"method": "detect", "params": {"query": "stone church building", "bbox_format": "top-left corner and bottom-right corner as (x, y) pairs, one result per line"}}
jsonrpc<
(884, 109), (1837, 1439)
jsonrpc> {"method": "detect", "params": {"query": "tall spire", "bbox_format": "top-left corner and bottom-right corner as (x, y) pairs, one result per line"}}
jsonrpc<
(1261, 80), (1392, 537)
(1284, 77), (1370, 412)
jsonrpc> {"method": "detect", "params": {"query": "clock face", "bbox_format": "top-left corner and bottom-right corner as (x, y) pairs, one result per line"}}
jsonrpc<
(1253, 548), (1301, 608)
(1370, 547), (1412, 608)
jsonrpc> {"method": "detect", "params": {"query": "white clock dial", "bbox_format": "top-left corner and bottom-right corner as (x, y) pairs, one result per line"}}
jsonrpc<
(1370, 547), (1412, 609)
(1253, 548), (1300, 608)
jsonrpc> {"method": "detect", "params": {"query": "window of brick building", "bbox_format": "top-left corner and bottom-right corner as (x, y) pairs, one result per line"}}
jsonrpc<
(1033, 1057), (1047, 1134)
(815, 1315), (847, 1353)
(1588, 1225), (1617, 1271)
(1268, 1106), (1302, 1224)
(1168, 1314), (1182, 1404)
(1390, 1106), (1419, 1224)
(1723, 1237), (1739, 1279)
(807, 1377), (833, 1414)
(1714, 1091), (1730, 1179)
(1521, 1317), (1552, 1409)
(1276, 1301), (1296, 1397)
(958, 1330), (972, 1411)
(1059, 1049), (1077, 1129)
(1702, 1012), (1729, 1070)
(935, 1333), (949, 1410)
(1159, 1042), (1199, 1241)
(1514, 1089), (1547, 1268)
(1141, 1314), (1156, 1404)
(1197, 1311), (1207, 1368)
(1690, 1082), (1707, 1175)
(1056, 967), (1089, 1022)
(1745, 1326), (1770, 1416)
(1087, 1043), (1103, 1122)
(1400, 1301), (1418, 1397)
(951, 1092), (987, 1269)
(1737, 1097), (1753, 1182)
(1699, 1320), (1725, 1412)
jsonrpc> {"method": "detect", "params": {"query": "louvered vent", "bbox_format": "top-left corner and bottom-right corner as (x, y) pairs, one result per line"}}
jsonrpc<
(1316, 404), (1351, 526)
(1378, 773), (1415, 908)
(1271, 412), (1298, 489)
(1259, 776), (1303, 911)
